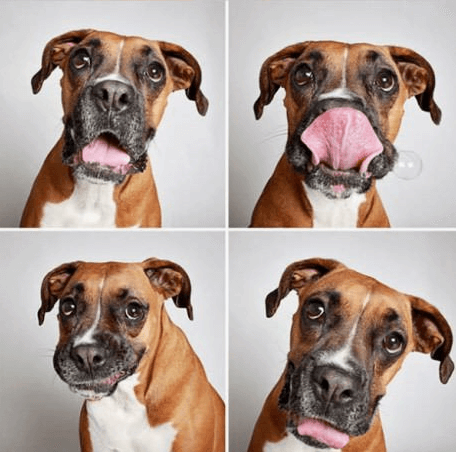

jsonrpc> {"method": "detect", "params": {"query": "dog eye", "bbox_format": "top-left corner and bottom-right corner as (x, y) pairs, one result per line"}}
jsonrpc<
(60, 298), (77, 317)
(305, 299), (325, 320)
(146, 63), (164, 83)
(383, 332), (405, 355)
(71, 51), (91, 71)
(375, 70), (395, 92)
(294, 64), (314, 86)
(125, 302), (145, 321)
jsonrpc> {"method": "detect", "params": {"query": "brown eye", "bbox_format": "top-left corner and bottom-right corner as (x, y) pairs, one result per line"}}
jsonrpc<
(71, 51), (91, 71)
(146, 63), (164, 83)
(60, 298), (76, 317)
(383, 332), (405, 355)
(375, 70), (395, 92)
(294, 64), (314, 86)
(305, 299), (325, 320)
(125, 302), (145, 321)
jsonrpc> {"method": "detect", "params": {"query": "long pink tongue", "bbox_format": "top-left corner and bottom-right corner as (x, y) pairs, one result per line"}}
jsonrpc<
(82, 138), (131, 170)
(301, 107), (383, 174)
(297, 419), (350, 449)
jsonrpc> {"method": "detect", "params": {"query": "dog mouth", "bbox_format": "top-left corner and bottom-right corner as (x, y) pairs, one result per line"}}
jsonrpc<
(69, 132), (148, 183)
(68, 370), (129, 401)
(289, 417), (350, 450)
(286, 105), (397, 198)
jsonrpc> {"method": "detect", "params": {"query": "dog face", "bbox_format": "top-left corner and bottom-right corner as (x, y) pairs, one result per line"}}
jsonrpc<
(32, 29), (208, 183)
(38, 258), (192, 400)
(266, 258), (453, 449)
(254, 41), (440, 199)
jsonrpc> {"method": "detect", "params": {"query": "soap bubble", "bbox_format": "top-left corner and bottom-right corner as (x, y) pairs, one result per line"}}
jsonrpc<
(393, 151), (422, 180)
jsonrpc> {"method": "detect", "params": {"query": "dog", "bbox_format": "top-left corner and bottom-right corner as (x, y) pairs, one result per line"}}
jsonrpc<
(248, 258), (453, 451)
(250, 41), (441, 227)
(21, 29), (208, 228)
(38, 258), (225, 451)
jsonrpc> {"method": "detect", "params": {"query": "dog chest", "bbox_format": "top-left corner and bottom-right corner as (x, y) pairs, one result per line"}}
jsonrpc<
(40, 178), (117, 228)
(86, 374), (177, 452)
(304, 185), (366, 228)
(264, 433), (341, 452)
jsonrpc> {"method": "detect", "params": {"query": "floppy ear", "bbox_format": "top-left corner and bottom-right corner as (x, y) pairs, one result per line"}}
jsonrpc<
(158, 41), (208, 116)
(38, 261), (82, 325)
(142, 258), (193, 320)
(410, 296), (454, 384)
(32, 29), (95, 94)
(388, 46), (441, 125)
(254, 42), (310, 120)
(265, 258), (342, 318)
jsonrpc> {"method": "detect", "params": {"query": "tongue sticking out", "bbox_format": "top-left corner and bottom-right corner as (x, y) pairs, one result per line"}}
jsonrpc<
(301, 107), (383, 174)
(297, 419), (350, 449)
(81, 137), (131, 174)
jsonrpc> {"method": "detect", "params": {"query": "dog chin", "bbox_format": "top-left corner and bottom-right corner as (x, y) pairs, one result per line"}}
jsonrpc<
(290, 429), (332, 450)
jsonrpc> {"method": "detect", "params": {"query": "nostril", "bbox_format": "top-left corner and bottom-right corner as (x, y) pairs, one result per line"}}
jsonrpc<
(320, 377), (330, 393)
(118, 92), (130, 106)
(92, 354), (104, 366)
(340, 389), (354, 402)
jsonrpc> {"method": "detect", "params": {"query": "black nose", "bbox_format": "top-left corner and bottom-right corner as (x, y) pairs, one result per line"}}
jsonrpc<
(312, 365), (358, 406)
(92, 80), (135, 113)
(71, 344), (107, 372)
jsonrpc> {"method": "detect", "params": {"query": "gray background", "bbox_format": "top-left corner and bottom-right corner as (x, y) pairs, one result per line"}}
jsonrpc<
(230, 231), (456, 452)
(230, 0), (456, 227)
(0, 0), (225, 228)
(0, 231), (225, 452)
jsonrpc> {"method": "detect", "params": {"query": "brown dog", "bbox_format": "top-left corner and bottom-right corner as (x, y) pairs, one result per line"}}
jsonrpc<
(21, 29), (208, 228)
(250, 41), (441, 227)
(248, 258), (453, 451)
(39, 258), (225, 451)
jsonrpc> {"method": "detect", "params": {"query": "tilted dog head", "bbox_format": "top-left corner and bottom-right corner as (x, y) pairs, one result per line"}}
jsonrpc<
(38, 258), (192, 400)
(33, 29), (208, 183)
(266, 258), (453, 449)
(254, 41), (440, 199)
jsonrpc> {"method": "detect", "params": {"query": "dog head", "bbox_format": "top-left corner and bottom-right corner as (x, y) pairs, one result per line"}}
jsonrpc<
(32, 29), (208, 183)
(254, 41), (440, 199)
(266, 258), (453, 449)
(38, 258), (192, 400)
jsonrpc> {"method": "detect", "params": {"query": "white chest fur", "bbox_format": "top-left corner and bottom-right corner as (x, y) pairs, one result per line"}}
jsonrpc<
(86, 374), (177, 452)
(41, 178), (116, 228)
(305, 185), (365, 228)
(264, 433), (341, 452)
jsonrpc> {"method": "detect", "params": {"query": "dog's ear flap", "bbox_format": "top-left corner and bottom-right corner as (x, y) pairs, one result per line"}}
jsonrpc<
(388, 46), (441, 125)
(410, 295), (454, 384)
(158, 41), (208, 116)
(39, 261), (81, 325)
(142, 258), (193, 320)
(265, 258), (342, 318)
(254, 42), (310, 120)
(32, 29), (95, 95)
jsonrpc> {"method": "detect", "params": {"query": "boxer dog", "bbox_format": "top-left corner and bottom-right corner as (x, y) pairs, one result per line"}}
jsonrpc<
(250, 41), (441, 227)
(38, 258), (225, 451)
(21, 29), (208, 228)
(248, 258), (453, 452)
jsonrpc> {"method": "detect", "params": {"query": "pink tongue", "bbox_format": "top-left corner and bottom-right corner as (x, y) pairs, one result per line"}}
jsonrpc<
(81, 138), (131, 170)
(297, 419), (350, 449)
(301, 107), (383, 174)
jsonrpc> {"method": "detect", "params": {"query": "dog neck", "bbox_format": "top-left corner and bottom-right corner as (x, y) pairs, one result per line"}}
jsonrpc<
(304, 184), (366, 228)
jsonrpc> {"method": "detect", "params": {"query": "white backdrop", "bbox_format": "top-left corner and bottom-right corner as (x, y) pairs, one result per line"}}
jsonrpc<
(230, 0), (456, 227)
(0, 230), (225, 452)
(230, 231), (456, 452)
(0, 0), (225, 228)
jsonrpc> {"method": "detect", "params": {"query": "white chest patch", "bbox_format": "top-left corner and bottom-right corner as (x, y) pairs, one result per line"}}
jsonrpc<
(305, 185), (365, 228)
(41, 178), (116, 228)
(264, 433), (340, 452)
(87, 374), (177, 452)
